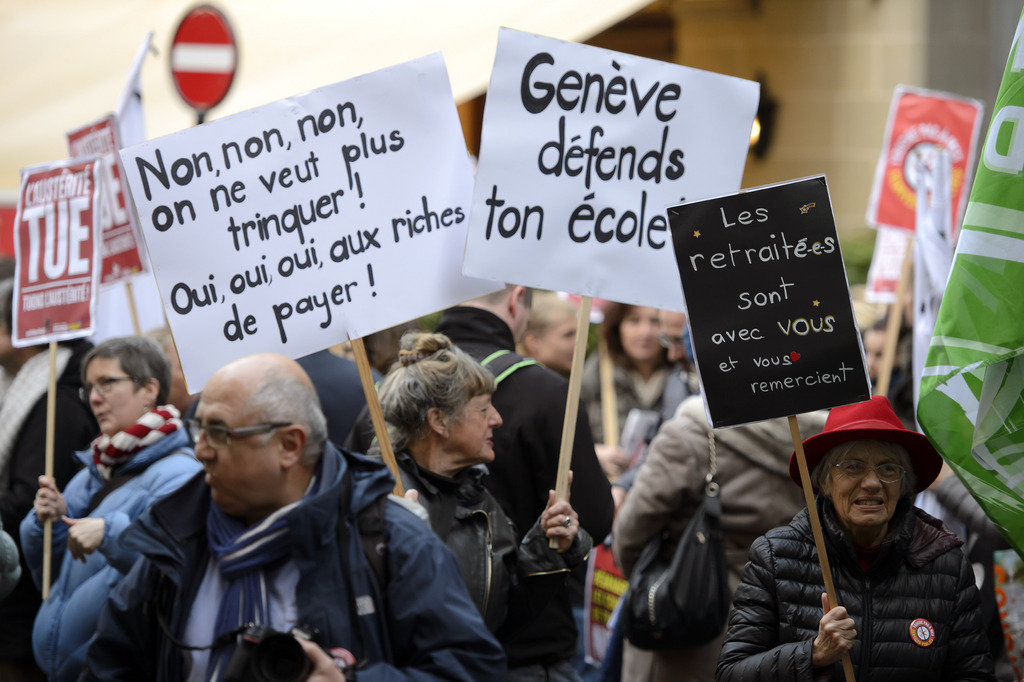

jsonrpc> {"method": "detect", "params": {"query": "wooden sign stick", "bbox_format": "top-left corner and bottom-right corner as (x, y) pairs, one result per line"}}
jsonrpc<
(551, 296), (592, 548)
(789, 416), (856, 681)
(350, 337), (404, 497)
(124, 280), (142, 336)
(874, 236), (914, 398)
(597, 334), (619, 448)
(41, 341), (57, 600)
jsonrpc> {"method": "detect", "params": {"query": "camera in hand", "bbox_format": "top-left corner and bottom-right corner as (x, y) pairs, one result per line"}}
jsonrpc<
(222, 624), (317, 682)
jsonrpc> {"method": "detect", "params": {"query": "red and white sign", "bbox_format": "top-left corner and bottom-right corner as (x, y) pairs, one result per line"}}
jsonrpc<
(67, 115), (146, 285)
(13, 159), (102, 346)
(864, 225), (911, 303)
(170, 4), (237, 114)
(866, 85), (983, 235)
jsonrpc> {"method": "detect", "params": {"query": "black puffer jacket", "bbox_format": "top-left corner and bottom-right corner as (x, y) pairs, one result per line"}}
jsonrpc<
(717, 498), (995, 682)
(395, 450), (591, 639)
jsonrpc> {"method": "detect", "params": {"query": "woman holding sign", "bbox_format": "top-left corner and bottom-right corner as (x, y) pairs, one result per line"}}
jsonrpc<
(717, 396), (996, 681)
(20, 337), (200, 682)
(376, 332), (592, 641)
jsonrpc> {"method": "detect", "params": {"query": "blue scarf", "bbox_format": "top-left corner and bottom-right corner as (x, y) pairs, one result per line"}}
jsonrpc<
(204, 469), (321, 680)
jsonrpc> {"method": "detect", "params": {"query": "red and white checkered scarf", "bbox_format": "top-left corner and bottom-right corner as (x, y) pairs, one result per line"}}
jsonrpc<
(91, 405), (182, 480)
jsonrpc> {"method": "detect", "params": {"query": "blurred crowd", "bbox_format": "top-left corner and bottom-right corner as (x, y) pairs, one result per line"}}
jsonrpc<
(0, 276), (1014, 681)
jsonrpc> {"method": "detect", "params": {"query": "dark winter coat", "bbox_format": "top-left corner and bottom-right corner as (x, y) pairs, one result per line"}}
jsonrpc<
(395, 450), (591, 637)
(717, 497), (996, 682)
(80, 445), (506, 681)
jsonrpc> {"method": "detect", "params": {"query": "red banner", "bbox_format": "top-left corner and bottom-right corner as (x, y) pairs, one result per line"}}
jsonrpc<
(13, 159), (101, 345)
(583, 541), (628, 665)
(866, 85), (983, 235)
(0, 205), (15, 258)
(67, 115), (146, 285)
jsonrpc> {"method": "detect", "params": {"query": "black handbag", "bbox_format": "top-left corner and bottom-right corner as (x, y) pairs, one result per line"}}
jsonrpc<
(622, 431), (730, 650)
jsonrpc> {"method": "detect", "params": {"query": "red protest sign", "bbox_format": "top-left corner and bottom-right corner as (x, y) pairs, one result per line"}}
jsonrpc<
(67, 115), (147, 285)
(0, 205), (15, 258)
(170, 4), (237, 116)
(13, 159), (102, 346)
(866, 85), (983, 235)
(583, 542), (627, 666)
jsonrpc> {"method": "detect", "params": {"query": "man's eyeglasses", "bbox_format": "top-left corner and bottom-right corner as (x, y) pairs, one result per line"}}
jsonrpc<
(657, 332), (685, 350)
(834, 460), (906, 484)
(187, 419), (293, 447)
(79, 376), (136, 402)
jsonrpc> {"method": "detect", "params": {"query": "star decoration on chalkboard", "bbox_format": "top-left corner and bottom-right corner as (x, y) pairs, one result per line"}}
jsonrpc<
(813, 299), (820, 307)
(693, 230), (701, 238)
(799, 202), (816, 214)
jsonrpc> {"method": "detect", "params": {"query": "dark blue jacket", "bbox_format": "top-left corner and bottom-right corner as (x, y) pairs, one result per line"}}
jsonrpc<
(80, 444), (506, 681)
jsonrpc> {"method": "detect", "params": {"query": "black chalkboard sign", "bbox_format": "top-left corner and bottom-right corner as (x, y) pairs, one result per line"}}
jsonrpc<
(668, 175), (870, 428)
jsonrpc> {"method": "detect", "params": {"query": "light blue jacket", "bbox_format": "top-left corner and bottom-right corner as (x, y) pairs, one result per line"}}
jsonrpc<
(20, 428), (199, 682)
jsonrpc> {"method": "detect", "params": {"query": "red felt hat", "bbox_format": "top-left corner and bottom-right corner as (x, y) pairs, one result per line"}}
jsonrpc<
(789, 396), (942, 494)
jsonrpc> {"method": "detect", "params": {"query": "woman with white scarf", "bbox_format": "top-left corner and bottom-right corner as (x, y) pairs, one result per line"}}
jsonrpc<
(20, 336), (201, 682)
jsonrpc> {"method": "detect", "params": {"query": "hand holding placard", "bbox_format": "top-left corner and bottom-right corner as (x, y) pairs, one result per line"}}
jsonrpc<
(669, 177), (865, 682)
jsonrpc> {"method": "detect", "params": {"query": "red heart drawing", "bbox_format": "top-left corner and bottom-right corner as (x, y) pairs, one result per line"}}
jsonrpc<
(790, 352), (801, 361)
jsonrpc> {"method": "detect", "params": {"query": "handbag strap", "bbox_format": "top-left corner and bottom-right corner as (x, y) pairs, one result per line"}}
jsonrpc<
(706, 430), (720, 500)
(707, 430), (717, 480)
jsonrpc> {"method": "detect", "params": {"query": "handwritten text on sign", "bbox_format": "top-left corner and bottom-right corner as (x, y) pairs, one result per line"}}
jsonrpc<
(668, 176), (870, 427)
(120, 54), (498, 391)
(462, 28), (759, 310)
(13, 158), (102, 346)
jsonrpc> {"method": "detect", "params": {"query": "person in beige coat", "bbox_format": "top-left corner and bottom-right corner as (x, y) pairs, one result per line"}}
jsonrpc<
(611, 396), (827, 682)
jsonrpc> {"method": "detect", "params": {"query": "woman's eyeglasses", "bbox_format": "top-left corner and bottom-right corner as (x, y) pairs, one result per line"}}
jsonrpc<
(834, 460), (905, 484)
(79, 376), (136, 402)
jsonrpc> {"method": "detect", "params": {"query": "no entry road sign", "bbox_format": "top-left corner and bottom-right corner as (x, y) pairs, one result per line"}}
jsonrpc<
(170, 4), (237, 121)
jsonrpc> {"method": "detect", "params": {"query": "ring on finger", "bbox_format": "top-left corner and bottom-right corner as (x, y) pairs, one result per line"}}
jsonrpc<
(563, 515), (572, 528)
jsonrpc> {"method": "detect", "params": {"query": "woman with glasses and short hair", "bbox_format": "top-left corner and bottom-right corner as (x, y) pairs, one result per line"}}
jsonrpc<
(717, 396), (996, 681)
(20, 336), (200, 682)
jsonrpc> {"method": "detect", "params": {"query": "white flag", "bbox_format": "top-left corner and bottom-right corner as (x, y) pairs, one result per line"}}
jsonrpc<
(912, 148), (954, 421)
(116, 31), (153, 147)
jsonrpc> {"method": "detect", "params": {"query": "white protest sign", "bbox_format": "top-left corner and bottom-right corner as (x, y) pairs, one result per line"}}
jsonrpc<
(463, 28), (759, 310)
(120, 54), (498, 390)
(864, 225), (911, 304)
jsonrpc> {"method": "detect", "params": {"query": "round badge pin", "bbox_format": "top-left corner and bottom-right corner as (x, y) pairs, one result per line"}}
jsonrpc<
(909, 618), (935, 647)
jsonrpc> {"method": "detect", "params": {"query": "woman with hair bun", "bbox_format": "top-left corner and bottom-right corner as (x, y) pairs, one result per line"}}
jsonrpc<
(377, 331), (592, 645)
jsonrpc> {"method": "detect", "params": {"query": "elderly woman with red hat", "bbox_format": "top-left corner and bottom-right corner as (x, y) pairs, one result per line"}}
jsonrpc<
(717, 396), (996, 682)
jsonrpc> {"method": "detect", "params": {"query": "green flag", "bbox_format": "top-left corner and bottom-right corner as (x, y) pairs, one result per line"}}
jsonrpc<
(918, 10), (1024, 559)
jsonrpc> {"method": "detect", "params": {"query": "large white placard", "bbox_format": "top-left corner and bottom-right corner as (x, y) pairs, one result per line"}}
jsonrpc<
(463, 28), (759, 310)
(120, 54), (498, 391)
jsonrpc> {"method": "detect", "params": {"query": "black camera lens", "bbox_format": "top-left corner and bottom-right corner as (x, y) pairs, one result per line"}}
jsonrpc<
(250, 633), (313, 682)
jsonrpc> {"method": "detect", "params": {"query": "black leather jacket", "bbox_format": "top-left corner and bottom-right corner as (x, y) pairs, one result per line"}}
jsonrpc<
(718, 498), (995, 682)
(396, 450), (591, 639)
